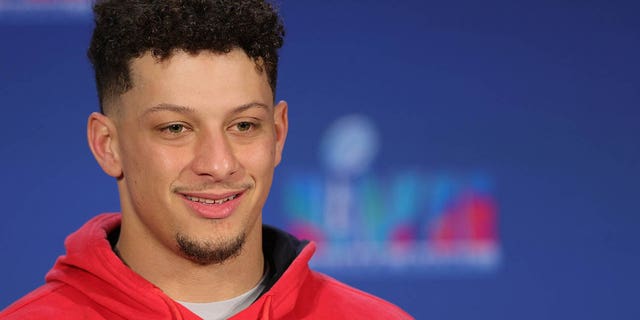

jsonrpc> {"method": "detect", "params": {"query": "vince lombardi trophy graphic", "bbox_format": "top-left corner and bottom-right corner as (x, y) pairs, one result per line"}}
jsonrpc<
(320, 114), (380, 242)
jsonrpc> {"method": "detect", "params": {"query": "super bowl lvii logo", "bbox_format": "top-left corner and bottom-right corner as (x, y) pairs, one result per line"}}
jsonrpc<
(281, 115), (501, 274)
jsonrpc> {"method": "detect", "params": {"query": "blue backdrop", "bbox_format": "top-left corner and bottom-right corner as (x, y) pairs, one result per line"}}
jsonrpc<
(1, 1), (639, 319)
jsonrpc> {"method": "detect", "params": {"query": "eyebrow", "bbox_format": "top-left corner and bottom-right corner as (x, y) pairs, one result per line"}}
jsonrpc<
(231, 102), (271, 114)
(140, 102), (271, 118)
(142, 103), (195, 116)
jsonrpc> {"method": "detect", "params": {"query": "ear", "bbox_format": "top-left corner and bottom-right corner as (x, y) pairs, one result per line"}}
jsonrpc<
(87, 112), (123, 178)
(273, 100), (289, 167)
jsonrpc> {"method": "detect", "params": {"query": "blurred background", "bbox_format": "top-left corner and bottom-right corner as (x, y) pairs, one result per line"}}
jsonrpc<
(1, 0), (639, 319)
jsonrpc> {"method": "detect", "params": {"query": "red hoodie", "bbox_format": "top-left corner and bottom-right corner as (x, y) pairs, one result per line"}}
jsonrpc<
(1, 213), (412, 319)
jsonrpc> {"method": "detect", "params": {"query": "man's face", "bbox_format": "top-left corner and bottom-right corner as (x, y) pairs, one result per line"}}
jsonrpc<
(107, 49), (287, 264)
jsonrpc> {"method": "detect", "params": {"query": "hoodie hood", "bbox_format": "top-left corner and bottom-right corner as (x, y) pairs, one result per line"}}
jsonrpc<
(44, 213), (315, 320)
(45, 213), (195, 319)
(4, 213), (412, 319)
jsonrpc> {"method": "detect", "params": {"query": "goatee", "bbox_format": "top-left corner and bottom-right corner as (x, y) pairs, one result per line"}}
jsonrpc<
(176, 232), (246, 265)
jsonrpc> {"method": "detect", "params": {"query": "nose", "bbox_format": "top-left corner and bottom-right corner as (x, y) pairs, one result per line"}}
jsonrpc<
(190, 130), (241, 181)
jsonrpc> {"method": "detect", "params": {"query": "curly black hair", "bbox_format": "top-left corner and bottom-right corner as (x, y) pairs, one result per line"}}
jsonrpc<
(88, 0), (285, 114)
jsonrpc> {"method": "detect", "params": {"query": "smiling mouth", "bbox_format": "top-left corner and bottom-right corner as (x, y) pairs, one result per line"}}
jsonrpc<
(185, 194), (239, 205)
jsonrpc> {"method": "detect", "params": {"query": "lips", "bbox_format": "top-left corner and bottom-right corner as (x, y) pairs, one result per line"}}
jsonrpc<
(179, 191), (244, 219)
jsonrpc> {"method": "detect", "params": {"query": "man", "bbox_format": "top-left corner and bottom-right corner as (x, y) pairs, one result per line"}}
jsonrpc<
(1, 1), (412, 319)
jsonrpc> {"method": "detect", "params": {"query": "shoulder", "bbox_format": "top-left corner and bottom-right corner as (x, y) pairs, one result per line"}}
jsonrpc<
(0, 282), (106, 319)
(299, 271), (414, 319)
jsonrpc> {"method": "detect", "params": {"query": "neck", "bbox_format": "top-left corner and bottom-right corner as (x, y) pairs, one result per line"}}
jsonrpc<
(115, 216), (265, 303)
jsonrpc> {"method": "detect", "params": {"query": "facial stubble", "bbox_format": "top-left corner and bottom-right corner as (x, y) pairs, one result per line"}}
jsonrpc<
(176, 231), (246, 265)
(172, 181), (255, 265)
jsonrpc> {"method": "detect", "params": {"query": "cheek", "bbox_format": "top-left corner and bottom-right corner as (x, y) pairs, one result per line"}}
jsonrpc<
(238, 139), (277, 174)
(120, 138), (187, 187)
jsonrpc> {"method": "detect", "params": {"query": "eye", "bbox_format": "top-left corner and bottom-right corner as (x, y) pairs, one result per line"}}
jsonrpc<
(235, 121), (254, 132)
(160, 123), (189, 134)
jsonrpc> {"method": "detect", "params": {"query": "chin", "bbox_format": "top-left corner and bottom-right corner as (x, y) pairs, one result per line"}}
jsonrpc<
(175, 231), (246, 265)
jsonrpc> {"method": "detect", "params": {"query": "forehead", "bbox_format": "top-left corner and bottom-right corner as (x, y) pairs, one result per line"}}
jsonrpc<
(114, 49), (273, 117)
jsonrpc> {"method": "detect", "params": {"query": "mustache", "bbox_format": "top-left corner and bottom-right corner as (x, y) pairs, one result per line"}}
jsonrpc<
(172, 181), (254, 193)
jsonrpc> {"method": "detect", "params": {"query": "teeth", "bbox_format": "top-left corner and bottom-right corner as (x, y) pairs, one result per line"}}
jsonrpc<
(186, 194), (237, 205)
